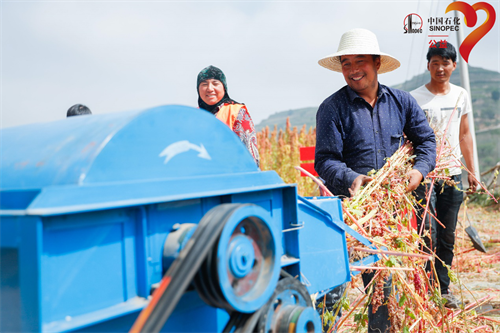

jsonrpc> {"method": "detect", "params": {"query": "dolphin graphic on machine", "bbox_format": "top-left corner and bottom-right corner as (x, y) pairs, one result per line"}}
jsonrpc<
(159, 140), (211, 164)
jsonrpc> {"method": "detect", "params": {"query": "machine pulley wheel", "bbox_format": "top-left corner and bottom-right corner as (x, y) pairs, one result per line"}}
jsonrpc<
(194, 204), (281, 313)
(256, 277), (321, 333)
(132, 204), (247, 333)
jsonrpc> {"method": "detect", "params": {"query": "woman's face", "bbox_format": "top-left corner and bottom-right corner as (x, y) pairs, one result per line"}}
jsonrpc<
(198, 79), (225, 105)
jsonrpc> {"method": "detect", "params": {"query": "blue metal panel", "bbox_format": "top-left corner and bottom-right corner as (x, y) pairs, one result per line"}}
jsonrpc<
(71, 312), (139, 333)
(134, 207), (150, 298)
(296, 198), (350, 295)
(0, 189), (40, 210)
(82, 106), (258, 184)
(0, 216), (20, 248)
(161, 292), (229, 333)
(21, 172), (287, 216)
(1, 111), (138, 189)
(0, 248), (21, 332)
(43, 298), (148, 332)
(230, 190), (273, 214)
(309, 197), (344, 225)
(19, 216), (43, 332)
(41, 209), (138, 326)
(61, 290), (227, 333)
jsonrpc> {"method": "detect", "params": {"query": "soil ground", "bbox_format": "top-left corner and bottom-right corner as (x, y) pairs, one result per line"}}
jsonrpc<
(452, 203), (500, 317)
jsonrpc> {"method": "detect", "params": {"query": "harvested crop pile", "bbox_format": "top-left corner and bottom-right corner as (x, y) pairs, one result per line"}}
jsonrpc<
(314, 138), (499, 333)
(257, 115), (500, 331)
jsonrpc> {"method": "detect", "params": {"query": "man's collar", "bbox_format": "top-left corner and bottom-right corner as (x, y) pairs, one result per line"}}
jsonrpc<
(345, 83), (388, 102)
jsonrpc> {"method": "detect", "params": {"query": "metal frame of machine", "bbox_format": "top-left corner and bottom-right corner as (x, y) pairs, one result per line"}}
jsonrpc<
(0, 105), (377, 333)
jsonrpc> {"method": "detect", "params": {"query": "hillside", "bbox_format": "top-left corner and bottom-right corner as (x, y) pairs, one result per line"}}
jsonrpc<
(255, 66), (500, 171)
(256, 107), (317, 131)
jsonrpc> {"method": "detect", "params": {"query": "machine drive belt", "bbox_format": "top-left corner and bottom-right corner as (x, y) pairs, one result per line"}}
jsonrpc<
(130, 204), (244, 333)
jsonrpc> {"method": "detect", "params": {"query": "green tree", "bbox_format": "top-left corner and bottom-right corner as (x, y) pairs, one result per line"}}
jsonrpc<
(492, 90), (500, 101)
(482, 108), (495, 119)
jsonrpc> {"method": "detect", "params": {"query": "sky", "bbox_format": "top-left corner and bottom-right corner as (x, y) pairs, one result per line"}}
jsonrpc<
(1, 0), (499, 128)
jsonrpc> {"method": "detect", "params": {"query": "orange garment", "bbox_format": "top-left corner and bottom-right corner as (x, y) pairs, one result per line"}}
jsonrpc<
(211, 102), (260, 167)
(215, 103), (246, 129)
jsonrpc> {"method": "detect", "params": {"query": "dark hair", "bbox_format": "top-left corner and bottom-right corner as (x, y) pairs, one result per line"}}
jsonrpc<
(67, 104), (91, 117)
(426, 42), (457, 63)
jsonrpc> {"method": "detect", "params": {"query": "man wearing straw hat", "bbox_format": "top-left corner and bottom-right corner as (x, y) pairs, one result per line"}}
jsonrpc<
(315, 28), (436, 332)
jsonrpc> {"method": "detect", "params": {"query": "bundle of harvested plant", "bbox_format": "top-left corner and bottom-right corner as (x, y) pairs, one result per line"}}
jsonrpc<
(322, 137), (497, 332)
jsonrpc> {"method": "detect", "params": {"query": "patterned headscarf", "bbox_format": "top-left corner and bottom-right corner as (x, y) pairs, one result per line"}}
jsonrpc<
(197, 65), (238, 113)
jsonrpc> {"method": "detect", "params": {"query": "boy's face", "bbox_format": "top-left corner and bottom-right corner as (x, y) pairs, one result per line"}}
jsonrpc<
(427, 55), (456, 83)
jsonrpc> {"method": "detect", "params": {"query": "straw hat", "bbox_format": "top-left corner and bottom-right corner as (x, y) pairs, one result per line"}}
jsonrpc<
(318, 28), (400, 74)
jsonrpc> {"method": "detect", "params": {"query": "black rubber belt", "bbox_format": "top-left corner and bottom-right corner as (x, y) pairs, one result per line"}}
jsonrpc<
(130, 204), (247, 333)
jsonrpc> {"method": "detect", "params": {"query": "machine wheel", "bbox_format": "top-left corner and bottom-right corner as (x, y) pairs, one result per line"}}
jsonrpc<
(194, 204), (281, 313)
(256, 277), (321, 333)
(132, 204), (242, 333)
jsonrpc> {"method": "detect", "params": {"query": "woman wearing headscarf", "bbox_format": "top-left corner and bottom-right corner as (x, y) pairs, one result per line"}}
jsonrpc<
(197, 65), (260, 167)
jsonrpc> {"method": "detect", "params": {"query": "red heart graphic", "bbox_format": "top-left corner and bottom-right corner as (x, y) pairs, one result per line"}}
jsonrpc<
(445, 1), (496, 63)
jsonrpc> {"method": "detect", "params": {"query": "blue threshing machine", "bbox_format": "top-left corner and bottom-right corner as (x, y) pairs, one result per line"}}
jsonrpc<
(0, 105), (377, 333)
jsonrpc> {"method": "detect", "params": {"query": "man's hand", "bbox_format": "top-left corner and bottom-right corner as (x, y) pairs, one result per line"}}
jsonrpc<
(349, 175), (373, 197)
(467, 172), (480, 193)
(407, 169), (423, 193)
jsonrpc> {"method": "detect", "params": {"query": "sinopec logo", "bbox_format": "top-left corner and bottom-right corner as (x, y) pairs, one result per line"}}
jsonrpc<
(404, 13), (423, 33)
